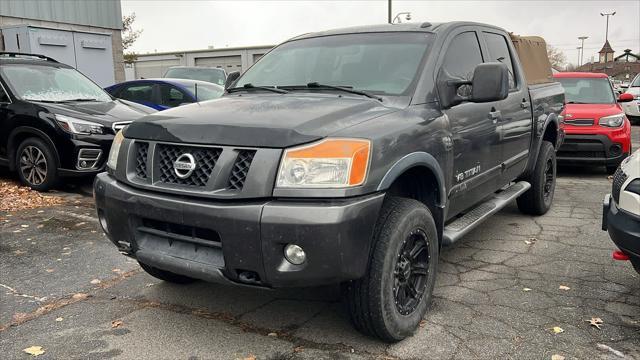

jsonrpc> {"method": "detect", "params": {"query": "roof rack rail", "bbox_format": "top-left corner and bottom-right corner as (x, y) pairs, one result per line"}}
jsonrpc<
(0, 52), (59, 63)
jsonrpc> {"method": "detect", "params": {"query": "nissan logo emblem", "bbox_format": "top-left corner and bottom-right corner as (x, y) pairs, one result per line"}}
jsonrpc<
(173, 153), (197, 179)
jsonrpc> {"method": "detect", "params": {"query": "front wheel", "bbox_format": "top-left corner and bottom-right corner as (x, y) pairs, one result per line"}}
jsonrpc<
(517, 141), (556, 215)
(344, 197), (439, 342)
(15, 137), (58, 191)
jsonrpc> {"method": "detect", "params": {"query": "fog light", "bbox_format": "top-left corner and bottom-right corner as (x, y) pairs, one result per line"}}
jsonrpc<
(610, 144), (622, 157)
(284, 244), (306, 265)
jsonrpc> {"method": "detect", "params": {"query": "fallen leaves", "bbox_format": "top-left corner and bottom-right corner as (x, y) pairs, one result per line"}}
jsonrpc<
(522, 288), (532, 292)
(243, 355), (257, 360)
(267, 332), (277, 337)
(23, 346), (45, 357)
(524, 237), (537, 245)
(90, 279), (101, 285)
(293, 346), (304, 353)
(419, 319), (428, 327)
(55, 317), (64, 322)
(596, 343), (625, 358)
(586, 317), (604, 330)
(551, 355), (565, 360)
(558, 285), (571, 291)
(111, 320), (123, 328)
(0, 179), (65, 212)
(551, 326), (564, 334)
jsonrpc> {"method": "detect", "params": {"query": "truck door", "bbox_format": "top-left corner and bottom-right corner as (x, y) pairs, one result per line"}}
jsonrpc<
(481, 31), (532, 184)
(439, 29), (503, 216)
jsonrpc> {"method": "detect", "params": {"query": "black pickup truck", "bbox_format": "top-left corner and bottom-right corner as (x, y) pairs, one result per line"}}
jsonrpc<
(94, 22), (564, 341)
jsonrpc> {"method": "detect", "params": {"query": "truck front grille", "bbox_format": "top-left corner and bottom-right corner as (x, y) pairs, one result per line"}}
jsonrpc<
(157, 144), (222, 186)
(228, 150), (256, 190)
(612, 167), (628, 203)
(135, 142), (149, 179)
(564, 118), (594, 126)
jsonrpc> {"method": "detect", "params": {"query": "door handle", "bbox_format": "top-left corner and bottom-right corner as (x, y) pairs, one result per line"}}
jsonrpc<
(489, 110), (501, 123)
(521, 100), (530, 109)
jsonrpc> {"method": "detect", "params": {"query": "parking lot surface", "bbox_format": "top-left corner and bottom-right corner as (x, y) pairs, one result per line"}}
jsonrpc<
(1, 127), (639, 360)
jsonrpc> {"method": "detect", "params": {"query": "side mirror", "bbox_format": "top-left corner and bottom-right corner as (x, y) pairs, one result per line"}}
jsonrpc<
(438, 62), (509, 108)
(225, 71), (240, 89)
(469, 63), (510, 103)
(618, 93), (634, 103)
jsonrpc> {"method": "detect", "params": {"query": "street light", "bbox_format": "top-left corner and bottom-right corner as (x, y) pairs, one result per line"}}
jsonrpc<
(578, 36), (588, 66)
(392, 12), (412, 24)
(600, 11), (616, 42)
(577, 47), (582, 68)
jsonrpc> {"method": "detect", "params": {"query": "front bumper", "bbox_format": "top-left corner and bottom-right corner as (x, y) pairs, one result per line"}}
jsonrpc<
(94, 173), (385, 288)
(56, 133), (114, 175)
(557, 134), (629, 165)
(602, 194), (640, 261)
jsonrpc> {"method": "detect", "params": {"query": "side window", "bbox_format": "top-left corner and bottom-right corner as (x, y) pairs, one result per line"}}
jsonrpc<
(442, 32), (484, 96)
(0, 83), (9, 103)
(159, 84), (189, 108)
(118, 84), (154, 104)
(484, 32), (516, 89)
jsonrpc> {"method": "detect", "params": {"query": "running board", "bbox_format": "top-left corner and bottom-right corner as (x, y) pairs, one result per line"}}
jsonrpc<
(442, 181), (531, 246)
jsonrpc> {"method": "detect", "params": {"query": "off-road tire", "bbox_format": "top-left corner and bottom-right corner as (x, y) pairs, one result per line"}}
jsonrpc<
(15, 137), (59, 192)
(344, 197), (439, 342)
(138, 262), (197, 284)
(517, 141), (556, 215)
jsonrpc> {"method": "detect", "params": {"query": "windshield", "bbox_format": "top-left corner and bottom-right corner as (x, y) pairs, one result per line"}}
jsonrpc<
(0, 64), (111, 102)
(184, 82), (224, 101)
(557, 78), (615, 104)
(237, 32), (433, 96)
(165, 68), (226, 86)
(631, 74), (640, 87)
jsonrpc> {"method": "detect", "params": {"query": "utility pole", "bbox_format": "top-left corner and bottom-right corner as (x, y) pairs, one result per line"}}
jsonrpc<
(577, 47), (582, 68)
(578, 36), (588, 66)
(388, 0), (392, 24)
(600, 11), (616, 42)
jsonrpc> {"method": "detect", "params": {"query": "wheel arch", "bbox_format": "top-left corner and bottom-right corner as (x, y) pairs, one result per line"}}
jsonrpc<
(8, 126), (60, 171)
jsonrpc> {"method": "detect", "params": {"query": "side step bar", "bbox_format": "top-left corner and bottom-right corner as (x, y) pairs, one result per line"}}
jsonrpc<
(442, 181), (531, 245)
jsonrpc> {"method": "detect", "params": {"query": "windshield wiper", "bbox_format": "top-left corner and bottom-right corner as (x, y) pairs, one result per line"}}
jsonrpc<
(566, 101), (588, 104)
(282, 82), (382, 101)
(61, 98), (99, 102)
(227, 83), (288, 94)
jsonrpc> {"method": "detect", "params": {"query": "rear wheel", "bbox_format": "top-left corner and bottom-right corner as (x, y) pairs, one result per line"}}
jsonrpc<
(15, 137), (58, 191)
(138, 262), (197, 284)
(344, 197), (439, 342)
(517, 141), (556, 215)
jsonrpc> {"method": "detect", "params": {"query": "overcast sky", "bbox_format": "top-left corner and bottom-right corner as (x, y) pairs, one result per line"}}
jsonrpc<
(121, 0), (639, 66)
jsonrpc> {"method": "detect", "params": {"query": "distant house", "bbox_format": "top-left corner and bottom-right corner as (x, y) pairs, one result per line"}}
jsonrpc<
(575, 41), (639, 82)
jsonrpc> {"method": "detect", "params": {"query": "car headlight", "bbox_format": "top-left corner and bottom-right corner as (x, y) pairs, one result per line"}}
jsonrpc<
(107, 131), (125, 171)
(276, 138), (371, 188)
(55, 114), (105, 135)
(598, 113), (625, 127)
(626, 179), (640, 195)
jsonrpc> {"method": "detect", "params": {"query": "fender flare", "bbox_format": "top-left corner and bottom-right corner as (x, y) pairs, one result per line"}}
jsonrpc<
(7, 126), (60, 171)
(376, 152), (447, 208)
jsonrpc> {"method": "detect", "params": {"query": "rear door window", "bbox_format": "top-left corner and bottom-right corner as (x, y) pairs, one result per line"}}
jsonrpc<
(484, 32), (517, 89)
(118, 83), (155, 104)
(159, 84), (190, 108)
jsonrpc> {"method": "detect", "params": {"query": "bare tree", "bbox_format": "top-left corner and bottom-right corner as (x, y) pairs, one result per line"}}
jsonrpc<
(546, 45), (566, 70)
(122, 13), (143, 64)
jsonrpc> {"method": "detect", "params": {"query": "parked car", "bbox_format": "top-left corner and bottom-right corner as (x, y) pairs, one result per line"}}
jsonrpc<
(105, 79), (224, 111)
(603, 149), (640, 274)
(0, 52), (153, 191)
(622, 73), (640, 124)
(554, 72), (634, 173)
(163, 66), (226, 86)
(94, 22), (564, 341)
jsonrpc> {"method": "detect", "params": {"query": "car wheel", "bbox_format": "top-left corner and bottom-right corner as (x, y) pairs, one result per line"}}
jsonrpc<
(631, 259), (640, 275)
(138, 261), (197, 284)
(15, 137), (58, 192)
(344, 197), (439, 342)
(517, 141), (556, 215)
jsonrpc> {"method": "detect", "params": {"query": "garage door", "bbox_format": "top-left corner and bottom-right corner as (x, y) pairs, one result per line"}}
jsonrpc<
(195, 56), (242, 72)
(135, 59), (180, 79)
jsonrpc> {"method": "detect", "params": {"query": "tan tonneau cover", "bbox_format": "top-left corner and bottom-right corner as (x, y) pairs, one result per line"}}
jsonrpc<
(510, 34), (554, 85)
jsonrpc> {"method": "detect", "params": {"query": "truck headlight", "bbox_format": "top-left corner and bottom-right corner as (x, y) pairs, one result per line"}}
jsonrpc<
(107, 131), (125, 171)
(276, 138), (371, 188)
(598, 114), (625, 127)
(55, 114), (105, 135)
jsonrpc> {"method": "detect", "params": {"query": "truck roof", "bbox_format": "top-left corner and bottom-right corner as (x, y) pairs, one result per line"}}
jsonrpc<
(291, 21), (506, 40)
(553, 72), (609, 79)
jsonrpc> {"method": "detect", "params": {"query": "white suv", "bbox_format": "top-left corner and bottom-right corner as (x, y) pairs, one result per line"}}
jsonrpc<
(603, 149), (640, 274)
(622, 73), (640, 124)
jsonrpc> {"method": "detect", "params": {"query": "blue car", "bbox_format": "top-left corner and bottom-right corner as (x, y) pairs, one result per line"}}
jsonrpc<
(105, 78), (224, 111)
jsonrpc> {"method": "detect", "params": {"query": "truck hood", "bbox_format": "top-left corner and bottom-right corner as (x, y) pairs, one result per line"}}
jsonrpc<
(563, 103), (624, 120)
(124, 94), (397, 147)
(40, 99), (154, 127)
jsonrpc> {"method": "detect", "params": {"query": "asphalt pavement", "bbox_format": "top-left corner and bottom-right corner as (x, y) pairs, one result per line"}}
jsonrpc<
(1, 126), (639, 360)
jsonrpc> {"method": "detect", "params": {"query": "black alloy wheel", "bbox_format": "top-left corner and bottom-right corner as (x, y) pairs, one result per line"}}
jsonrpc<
(393, 229), (430, 316)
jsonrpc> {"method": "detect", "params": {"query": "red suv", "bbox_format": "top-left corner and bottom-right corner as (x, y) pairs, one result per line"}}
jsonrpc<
(554, 72), (634, 173)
